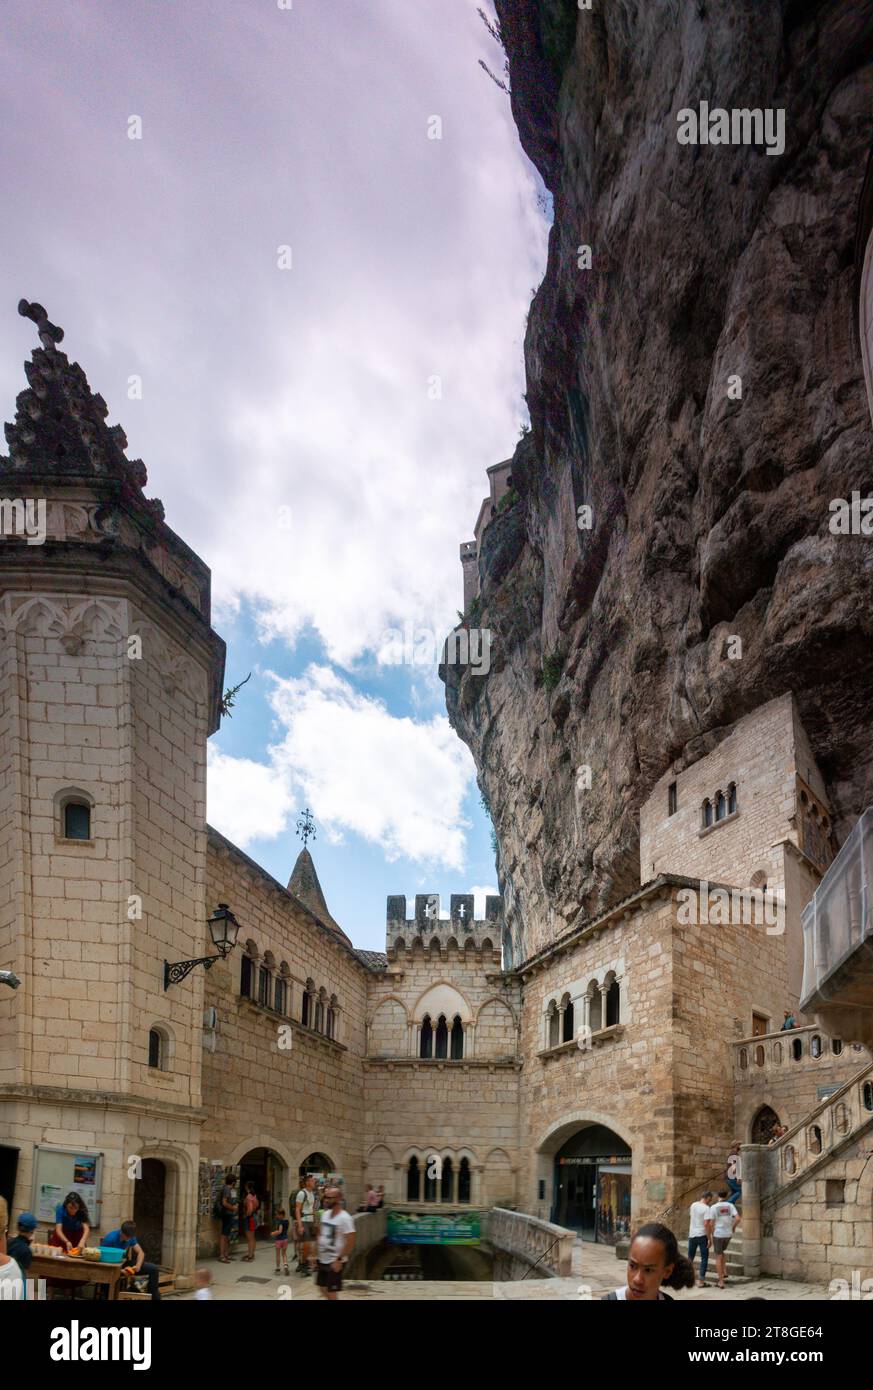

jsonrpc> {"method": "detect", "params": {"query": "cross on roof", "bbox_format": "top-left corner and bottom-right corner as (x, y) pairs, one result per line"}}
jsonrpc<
(296, 807), (316, 848)
(18, 299), (64, 352)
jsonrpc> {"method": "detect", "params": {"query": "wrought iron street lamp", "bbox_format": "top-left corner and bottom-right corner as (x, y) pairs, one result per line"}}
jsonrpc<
(163, 904), (241, 990)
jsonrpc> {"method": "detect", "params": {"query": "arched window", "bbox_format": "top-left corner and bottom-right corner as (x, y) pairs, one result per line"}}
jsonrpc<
(547, 1002), (559, 1049)
(792, 1037), (803, 1061)
(315, 990), (326, 1034)
(832, 1038), (843, 1056)
(702, 799), (713, 829)
(562, 996), (574, 1043)
(739, 1048), (748, 1070)
(435, 1014), (449, 1059)
(407, 1156), (420, 1201)
(63, 800), (92, 840)
(755, 1045), (765, 1067)
(863, 1081), (873, 1112)
(751, 1105), (780, 1144)
(148, 1028), (163, 1070)
(441, 1157), (454, 1202)
(606, 979), (621, 1027)
(458, 1157), (471, 1203)
(715, 790), (726, 822)
(327, 994), (338, 1040)
(502, 928), (514, 971)
(302, 978), (315, 1028)
(258, 965), (272, 1009)
(240, 953), (255, 999)
(450, 1014), (464, 1060)
(420, 1015), (433, 1058)
(773, 1041), (782, 1064)
(424, 1158), (437, 1202)
(809, 1125), (822, 1155)
(727, 782), (737, 816)
(834, 1103), (849, 1134)
(275, 967), (289, 1016)
(588, 982), (602, 1033)
(783, 1145), (796, 1175)
(811, 1034), (822, 1058)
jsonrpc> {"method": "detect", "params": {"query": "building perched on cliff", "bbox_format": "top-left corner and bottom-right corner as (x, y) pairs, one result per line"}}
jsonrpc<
(1, 306), (872, 1290)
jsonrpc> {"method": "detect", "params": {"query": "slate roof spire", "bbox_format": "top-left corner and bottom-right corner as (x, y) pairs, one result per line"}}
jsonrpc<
(3, 299), (163, 522)
(287, 846), (351, 945)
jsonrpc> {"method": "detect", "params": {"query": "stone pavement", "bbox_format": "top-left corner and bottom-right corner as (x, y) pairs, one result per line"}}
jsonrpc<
(174, 1238), (832, 1301)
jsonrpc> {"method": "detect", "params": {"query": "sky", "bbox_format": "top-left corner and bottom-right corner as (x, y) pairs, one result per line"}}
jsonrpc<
(0, 0), (550, 949)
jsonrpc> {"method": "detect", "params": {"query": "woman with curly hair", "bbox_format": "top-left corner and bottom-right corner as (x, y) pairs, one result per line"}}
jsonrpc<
(602, 1223), (696, 1301)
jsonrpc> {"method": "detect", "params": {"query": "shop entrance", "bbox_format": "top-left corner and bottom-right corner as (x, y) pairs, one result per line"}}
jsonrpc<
(132, 1158), (166, 1262)
(552, 1124), (631, 1244)
(238, 1147), (287, 1238)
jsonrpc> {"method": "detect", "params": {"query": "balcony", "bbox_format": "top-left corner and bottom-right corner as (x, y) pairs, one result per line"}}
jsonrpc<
(801, 807), (873, 1044)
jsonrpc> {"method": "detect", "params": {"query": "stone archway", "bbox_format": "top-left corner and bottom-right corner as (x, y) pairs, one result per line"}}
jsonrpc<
(750, 1104), (781, 1145)
(536, 1112), (639, 1243)
(134, 1142), (197, 1284)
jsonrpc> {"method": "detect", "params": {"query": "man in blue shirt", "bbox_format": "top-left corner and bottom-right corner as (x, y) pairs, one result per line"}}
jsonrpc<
(101, 1221), (161, 1299)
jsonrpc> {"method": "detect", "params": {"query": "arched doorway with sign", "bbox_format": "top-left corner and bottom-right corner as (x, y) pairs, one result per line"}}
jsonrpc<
(549, 1123), (632, 1244)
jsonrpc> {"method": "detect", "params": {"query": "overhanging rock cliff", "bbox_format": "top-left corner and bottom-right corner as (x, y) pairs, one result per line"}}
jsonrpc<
(443, 0), (873, 957)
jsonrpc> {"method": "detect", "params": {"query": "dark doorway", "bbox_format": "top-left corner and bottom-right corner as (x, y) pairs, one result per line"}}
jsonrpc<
(552, 1124), (631, 1244)
(0, 1144), (20, 1215)
(751, 1105), (780, 1144)
(132, 1158), (166, 1263)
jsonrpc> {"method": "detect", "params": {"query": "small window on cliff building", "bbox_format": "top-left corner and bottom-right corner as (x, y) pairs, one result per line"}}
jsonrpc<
(702, 799), (713, 829)
(668, 782), (677, 816)
(240, 954), (254, 999)
(715, 791), (726, 822)
(728, 782), (737, 815)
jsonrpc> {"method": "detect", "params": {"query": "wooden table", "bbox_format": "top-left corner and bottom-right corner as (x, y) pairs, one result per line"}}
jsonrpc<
(29, 1253), (125, 1299)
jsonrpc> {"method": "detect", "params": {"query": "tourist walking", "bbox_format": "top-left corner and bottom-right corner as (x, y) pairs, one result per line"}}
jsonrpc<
(295, 1174), (318, 1275)
(315, 1188), (356, 1301)
(688, 1189), (714, 1287)
(726, 1143), (742, 1206)
(706, 1189), (740, 1290)
(218, 1172), (238, 1264)
(602, 1223), (695, 1301)
(242, 1180), (259, 1262)
(272, 1207), (290, 1274)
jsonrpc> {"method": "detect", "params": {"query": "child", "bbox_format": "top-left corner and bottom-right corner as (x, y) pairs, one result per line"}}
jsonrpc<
(271, 1207), (290, 1275)
(194, 1267), (213, 1300)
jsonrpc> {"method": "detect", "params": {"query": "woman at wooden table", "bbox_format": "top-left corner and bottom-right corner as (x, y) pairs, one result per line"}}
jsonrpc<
(50, 1192), (90, 1253)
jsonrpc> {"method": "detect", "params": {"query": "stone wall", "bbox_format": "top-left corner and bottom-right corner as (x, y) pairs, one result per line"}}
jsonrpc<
(760, 1129), (873, 1283)
(733, 1025), (870, 1142)
(199, 832), (372, 1250)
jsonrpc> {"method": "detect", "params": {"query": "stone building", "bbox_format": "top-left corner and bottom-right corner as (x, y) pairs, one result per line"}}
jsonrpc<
(1, 312), (871, 1290)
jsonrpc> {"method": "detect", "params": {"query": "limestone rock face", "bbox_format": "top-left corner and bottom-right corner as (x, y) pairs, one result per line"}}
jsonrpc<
(444, 1), (873, 956)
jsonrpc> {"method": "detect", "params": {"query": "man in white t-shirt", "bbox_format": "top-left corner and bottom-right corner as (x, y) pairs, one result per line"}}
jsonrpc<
(295, 1175), (317, 1276)
(687, 1189), (714, 1287)
(315, 1188), (356, 1301)
(705, 1189), (740, 1289)
(0, 1250), (24, 1299)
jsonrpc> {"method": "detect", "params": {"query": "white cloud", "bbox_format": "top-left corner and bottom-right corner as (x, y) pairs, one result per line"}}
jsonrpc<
(207, 664), (476, 867)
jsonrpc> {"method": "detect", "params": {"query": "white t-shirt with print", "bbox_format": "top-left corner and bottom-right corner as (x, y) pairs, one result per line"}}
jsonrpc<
(709, 1201), (739, 1238)
(0, 1257), (23, 1299)
(688, 1201), (711, 1238)
(316, 1209), (354, 1265)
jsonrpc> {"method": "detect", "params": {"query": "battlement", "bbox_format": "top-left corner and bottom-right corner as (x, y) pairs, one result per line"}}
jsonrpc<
(460, 541), (477, 561)
(386, 893), (502, 956)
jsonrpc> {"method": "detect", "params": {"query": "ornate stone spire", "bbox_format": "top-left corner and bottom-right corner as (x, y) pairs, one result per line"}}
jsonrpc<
(2, 299), (163, 521)
(288, 846), (351, 945)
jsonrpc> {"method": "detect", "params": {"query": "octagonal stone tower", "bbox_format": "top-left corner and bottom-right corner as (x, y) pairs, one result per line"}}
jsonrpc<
(0, 303), (225, 1276)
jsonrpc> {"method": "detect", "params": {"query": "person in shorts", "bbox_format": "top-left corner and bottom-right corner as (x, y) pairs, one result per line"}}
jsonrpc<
(315, 1188), (355, 1300)
(218, 1173), (238, 1264)
(271, 1207), (290, 1275)
(295, 1175), (317, 1275)
(687, 1189), (714, 1287)
(706, 1189), (740, 1290)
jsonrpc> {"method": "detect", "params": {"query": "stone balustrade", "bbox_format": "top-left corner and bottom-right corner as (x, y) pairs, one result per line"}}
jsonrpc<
(732, 1024), (864, 1080)
(766, 1058), (873, 1192)
(484, 1207), (574, 1277)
